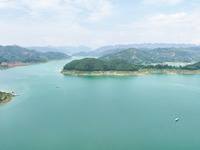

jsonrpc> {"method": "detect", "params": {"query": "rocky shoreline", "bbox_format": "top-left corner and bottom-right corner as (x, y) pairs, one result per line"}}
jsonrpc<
(0, 97), (12, 104)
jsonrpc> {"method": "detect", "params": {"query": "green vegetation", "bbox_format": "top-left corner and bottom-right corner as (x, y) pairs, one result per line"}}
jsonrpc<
(0, 45), (71, 68)
(100, 48), (199, 64)
(63, 58), (139, 71)
(182, 62), (200, 70)
(0, 91), (12, 104)
(62, 58), (200, 75)
(140, 64), (178, 69)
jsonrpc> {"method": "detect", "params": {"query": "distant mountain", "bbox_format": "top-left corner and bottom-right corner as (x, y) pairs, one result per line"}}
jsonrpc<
(95, 43), (197, 53)
(72, 48), (122, 57)
(88, 48), (122, 57)
(0, 45), (70, 68)
(28, 46), (92, 55)
(72, 51), (88, 56)
(184, 46), (200, 51)
(100, 47), (200, 64)
(72, 43), (198, 57)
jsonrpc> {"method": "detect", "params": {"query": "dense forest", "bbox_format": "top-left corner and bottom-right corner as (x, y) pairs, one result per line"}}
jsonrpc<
(63, 58), (200, 72)
(0, 45), (71, 66)
(63, 58), (139, 71)
(182, 62), (200, 70)
(100, 48), (200, 64)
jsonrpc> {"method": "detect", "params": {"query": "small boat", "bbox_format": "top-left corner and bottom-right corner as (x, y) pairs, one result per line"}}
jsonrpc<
(175, 118), (179, 122)
(10, 91), (19, 96)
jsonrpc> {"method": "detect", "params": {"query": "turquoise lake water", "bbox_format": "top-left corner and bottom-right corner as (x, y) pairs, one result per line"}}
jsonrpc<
(1, 60), (200, 150)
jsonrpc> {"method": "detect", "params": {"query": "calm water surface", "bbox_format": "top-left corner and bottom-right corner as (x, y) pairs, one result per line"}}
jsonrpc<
(0, 60), (200, 150)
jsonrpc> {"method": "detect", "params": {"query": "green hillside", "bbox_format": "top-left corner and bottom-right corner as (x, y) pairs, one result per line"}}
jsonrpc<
(63, 58), (139, 71)
(61, 58), (200, 76)
(0, 45), (71, 67)
(182, 61), (200, 70)
(100, 48), (198, 64)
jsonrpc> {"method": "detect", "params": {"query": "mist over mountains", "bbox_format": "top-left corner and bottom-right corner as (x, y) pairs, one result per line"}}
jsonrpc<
(27, 46), (92, 55)
(72, 43), (199, 57)
(25, 43), (199, 57)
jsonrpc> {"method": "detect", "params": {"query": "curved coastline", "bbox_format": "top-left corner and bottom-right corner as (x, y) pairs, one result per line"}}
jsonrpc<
(0, 58), (71, 70)
(61, 69), (200, 76)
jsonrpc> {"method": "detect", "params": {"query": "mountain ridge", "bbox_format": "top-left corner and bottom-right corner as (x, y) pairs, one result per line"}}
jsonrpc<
(100, 47), (200, 64)
(71, 43), (199, 57)
(0, 45), (71, 68)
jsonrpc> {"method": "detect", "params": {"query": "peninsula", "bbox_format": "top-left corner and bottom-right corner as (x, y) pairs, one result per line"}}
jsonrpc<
(61, 58), (200, 76)
(0, 45), (71, 69)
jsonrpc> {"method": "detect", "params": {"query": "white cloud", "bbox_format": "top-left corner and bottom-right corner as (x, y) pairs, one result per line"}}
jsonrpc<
(149, 12), (186, 21)
(0, 0), (200, 48)
(0, 1), (7, 8)
(143, 0), (183, 5)
(0, 0), (116, 48)
(63, 0), (114, 22)
(0, 0), (65, 16)
(0, 0), (114, 21)
(0, 21), (93, 46)
(1, 11), (200, 48)
(114, 11), (200, 45)
(20, 0), (62, 16)
(86, 1), (114, 22)
(148, 12), (189, 27)
(0, 0), (22, 9)
(197, 27), (200, 31)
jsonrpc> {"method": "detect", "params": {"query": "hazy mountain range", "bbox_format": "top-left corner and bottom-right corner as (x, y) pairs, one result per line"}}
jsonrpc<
(72, 43), (199, 57)
(27, 43), (199, 57)
(1, 44), (200, 68)
(100, 47), (200, 64)
(27, 46), (92, 55)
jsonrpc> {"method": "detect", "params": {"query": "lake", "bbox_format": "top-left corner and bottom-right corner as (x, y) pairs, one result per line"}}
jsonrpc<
(0, 59), (200, 150)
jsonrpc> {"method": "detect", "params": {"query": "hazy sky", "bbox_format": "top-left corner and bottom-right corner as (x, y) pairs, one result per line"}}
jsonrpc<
(0, 0), (200, 48)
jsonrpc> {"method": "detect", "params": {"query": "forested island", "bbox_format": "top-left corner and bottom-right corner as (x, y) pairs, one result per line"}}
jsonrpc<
(0, 91), (12, 104)
(0, 45), (71, 69)
(61, 58), (200, 75)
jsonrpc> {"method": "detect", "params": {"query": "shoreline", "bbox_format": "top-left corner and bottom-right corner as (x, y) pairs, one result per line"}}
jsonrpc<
(0, 97), (12, 104)
(0, 58), (71, 70)
(61, 69), (200, 76)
